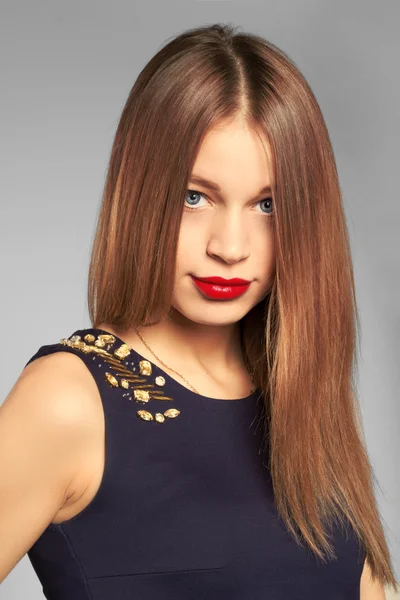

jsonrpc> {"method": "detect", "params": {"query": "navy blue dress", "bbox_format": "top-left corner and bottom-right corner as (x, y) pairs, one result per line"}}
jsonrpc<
(24, 328), (366, 599)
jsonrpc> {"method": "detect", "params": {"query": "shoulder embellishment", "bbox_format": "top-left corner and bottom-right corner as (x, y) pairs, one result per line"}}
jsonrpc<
(60, 333), (181, 424)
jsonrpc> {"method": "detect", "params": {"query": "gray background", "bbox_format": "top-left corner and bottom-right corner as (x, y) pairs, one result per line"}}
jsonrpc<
(1, 1), (399, 597)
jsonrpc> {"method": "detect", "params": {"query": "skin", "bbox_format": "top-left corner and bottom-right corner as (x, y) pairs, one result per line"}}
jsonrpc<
(99, 114), (275, 398)
(360, 560), (387, 599)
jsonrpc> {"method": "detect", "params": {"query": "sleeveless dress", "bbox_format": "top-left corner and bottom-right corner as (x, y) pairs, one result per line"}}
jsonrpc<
(24, 327), (366, 600)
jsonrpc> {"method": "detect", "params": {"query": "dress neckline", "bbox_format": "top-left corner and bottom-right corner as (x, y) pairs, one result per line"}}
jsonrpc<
(82, 326), (260, 404)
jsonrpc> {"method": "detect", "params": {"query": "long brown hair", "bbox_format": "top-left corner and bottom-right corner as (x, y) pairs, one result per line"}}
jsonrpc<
(87, 23), (398, 592)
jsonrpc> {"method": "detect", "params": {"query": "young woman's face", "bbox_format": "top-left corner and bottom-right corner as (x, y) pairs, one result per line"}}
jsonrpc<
(172, 118), (275, 327)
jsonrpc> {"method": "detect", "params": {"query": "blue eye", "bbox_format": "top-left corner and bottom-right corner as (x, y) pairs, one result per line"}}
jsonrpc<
(184, 189), (274, 215)
(184, 190), (207, 211)
(258, 197), (273, 214)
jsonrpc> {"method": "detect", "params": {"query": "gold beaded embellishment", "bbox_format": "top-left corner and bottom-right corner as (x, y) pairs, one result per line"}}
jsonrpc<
(60, 332), (181, 424)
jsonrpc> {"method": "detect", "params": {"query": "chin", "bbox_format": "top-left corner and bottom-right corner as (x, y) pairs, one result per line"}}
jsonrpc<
(174, 303), (252, 326)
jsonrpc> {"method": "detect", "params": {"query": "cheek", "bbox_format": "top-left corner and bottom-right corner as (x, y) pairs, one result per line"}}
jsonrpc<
(253, 226), (275, 267)
(177, 218), (205, 251)
(174, 228), (196, 275)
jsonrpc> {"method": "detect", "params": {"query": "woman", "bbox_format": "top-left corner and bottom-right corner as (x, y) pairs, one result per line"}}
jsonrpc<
(0, 22), (397, 599)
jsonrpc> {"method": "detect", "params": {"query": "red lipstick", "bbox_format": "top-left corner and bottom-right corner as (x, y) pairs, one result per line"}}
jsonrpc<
(191, 275), (252, 300)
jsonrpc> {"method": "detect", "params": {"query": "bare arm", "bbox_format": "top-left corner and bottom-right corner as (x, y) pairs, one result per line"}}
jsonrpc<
(360, 558), (387, 600)
(0, 352), (97, 583)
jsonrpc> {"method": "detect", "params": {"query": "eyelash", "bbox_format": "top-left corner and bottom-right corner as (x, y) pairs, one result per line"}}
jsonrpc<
(184, 189), (274, 216)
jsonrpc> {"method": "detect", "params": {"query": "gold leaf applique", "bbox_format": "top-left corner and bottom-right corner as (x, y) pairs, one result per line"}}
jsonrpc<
(139, 360), (152, 376)
(105, 372), (119, 387)
(133, 389), (150, 403)
(137, 410), (153, 421)
(113, 344), (131, 360)
(60, 332), (181, 423)
(164, 408), (180, 419)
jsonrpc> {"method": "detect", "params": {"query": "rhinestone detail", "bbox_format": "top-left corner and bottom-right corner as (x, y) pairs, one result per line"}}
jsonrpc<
(60, 331), (181, 423)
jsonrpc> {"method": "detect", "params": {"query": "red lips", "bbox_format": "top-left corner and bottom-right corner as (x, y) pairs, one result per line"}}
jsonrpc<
(193, 276), (251, 285)
(190, 275), (252, 300)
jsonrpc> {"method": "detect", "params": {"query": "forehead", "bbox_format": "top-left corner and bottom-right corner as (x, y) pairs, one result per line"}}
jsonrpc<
(191, 121), (273, 187)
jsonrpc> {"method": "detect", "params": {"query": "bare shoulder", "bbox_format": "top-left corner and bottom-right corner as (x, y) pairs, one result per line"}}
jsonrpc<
(4, 348), (100, 429)
(0, 350), (101, 582)
(360, 558), (387, 600)
(19, 348), (99, 407)
(13, 350), (103, 499)
(3, 351), (100, 445)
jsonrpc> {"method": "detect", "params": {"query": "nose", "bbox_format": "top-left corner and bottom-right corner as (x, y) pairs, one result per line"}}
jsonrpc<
(206, 208), (250, 264)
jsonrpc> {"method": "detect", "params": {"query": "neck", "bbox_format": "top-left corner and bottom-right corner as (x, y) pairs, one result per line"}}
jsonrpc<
(107, 310), (246, 375)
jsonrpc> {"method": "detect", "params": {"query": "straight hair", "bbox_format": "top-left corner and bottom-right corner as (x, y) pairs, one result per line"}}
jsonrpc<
(87, 23), (398, 592)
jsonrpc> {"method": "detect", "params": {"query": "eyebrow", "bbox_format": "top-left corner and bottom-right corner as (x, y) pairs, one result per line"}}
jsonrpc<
(189, 174), (272, 196)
